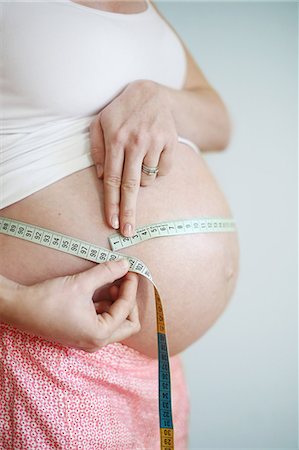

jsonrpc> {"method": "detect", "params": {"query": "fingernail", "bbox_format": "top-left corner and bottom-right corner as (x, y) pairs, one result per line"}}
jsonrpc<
(96, 164), (103, 177)
(123, 223), (132, 237)
(111, 214), (119, 229)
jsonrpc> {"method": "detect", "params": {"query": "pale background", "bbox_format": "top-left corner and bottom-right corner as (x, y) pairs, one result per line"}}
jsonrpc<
(156, 1), (298, 449)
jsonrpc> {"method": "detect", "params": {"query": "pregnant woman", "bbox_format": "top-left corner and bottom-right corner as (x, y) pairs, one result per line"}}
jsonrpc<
(0, 1), (240, 449)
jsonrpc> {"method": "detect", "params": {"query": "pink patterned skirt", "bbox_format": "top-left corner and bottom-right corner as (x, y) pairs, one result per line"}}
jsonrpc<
(0, 323), (190, 449)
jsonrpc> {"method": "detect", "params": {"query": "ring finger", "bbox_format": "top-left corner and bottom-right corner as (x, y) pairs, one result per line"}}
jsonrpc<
(140, 149), (162, 187)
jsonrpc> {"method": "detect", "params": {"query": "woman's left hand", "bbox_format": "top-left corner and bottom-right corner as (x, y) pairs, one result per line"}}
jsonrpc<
(89, 80), (178, 237)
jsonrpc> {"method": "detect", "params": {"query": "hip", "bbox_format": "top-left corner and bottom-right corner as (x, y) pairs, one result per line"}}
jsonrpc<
(0, 322), (190, 450)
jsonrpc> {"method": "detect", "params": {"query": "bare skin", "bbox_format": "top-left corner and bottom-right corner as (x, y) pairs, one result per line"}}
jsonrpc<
(0, 140), (239, 358)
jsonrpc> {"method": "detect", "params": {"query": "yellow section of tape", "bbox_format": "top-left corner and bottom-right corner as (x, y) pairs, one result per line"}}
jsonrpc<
(154, 286), (166, 335)
(160, 428), (174, 450)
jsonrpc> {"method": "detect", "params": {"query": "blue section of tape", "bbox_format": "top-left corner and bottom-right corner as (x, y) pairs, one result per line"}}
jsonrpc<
(158, 332), (173, 429)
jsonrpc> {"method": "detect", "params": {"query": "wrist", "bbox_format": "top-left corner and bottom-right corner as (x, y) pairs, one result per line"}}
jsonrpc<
(145, 80), (178, 122)
(0, 275), (24, 324)
(129, 79), (172, 106)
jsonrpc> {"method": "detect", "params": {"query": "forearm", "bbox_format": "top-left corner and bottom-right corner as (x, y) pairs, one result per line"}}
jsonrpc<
(160, 84), (231, 152)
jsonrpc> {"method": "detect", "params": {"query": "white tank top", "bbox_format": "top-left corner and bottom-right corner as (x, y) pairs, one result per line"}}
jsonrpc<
(0, 0), (197, 208)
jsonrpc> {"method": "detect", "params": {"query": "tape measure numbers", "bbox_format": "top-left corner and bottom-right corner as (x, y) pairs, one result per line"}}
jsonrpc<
(0, 216), (236, 450)
(108, 217), (235, 251)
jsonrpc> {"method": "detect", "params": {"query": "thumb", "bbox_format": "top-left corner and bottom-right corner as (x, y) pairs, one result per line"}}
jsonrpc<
(74, 259), (130, 293)
(89, 113), (105, 178)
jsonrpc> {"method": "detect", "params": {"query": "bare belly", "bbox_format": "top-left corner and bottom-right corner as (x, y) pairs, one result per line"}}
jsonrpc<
(0, 142), (239, 358)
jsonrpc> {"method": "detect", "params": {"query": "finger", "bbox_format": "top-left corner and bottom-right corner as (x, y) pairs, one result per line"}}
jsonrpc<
(120, 149), (144, 237)
(89, 115), (106, 178)
(103, 138), (125, 230)
(140, 147), (162, 187)
(127, 302), (139, 325)
(105, 302), (140, 344)
(109, 284), (119, 301)
(156, 136), (177, 177)
(105, 306), (141, 344)
(93, 283), (118, 303)
(97, 272), (139, 334)
(74, 259), (130, 294)
(93, 283), (120, 312)
(94, 299), (113, 314)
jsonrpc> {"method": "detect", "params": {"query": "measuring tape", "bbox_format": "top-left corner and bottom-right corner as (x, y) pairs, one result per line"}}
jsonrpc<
(0, 215), (236, 450)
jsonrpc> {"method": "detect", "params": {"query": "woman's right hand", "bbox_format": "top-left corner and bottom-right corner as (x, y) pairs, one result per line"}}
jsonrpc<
(0, 259), (140, 352)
